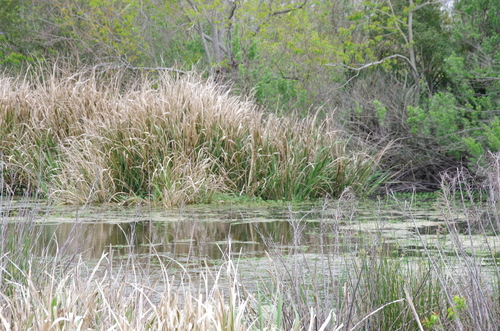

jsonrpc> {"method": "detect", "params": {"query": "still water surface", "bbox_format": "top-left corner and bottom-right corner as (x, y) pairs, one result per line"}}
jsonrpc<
(2, 196), (499, 264)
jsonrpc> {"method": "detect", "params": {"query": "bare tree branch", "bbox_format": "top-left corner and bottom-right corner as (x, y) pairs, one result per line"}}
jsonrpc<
(326, 54), (413, 71)
(411, 1), (438, 12)
(271, 0), (307, 16)
(126, 65), (187, 74)
(200, 33), (228, 54)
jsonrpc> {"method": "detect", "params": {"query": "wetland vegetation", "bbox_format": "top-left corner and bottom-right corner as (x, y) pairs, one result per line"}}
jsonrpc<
(0, 53), (499, 331)
(0, 67), (387, 205)
(1, 0), (500, 329)
(1, 163), (500, 330)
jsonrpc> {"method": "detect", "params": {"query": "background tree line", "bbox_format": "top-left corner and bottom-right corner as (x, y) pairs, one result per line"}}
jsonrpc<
(1, 0), (499, 190)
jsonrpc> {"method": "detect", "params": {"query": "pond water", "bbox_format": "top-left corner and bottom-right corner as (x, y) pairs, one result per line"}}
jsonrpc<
(3, 195), (500, 329)
(2, 196), (499, 266)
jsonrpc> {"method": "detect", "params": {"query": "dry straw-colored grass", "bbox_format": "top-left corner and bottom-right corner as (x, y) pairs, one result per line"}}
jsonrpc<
(0, 251), (254, 331)
(0, 66), (388, 206)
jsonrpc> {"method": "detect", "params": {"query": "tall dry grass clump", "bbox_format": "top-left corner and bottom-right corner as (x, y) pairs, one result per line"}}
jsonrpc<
(0, 66), (388, 205)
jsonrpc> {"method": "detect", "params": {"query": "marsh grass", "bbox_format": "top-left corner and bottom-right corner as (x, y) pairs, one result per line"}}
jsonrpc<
(0, 65), (388, 206)
(1, 161), (500, 330)
(256, 162), (500, 330)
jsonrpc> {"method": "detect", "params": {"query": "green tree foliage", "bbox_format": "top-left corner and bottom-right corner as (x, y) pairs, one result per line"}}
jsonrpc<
(233, 0), (346, 112)
(176, 0), (347, 112)
(341, 0), (452, 94)
(1, 0), (500, 186)
(49, 0), (146, 64)
(0, 0), (34, 66)
(406, 0), (500, 160)
(448, 0), (500, 106)
(146, 1), (205, 68)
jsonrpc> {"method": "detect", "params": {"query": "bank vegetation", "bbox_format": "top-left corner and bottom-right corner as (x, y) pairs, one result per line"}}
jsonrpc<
(0, 67), (388, 206)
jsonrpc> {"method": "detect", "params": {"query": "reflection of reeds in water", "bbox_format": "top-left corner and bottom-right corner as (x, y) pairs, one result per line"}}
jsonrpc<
(41, 213), (307, 261)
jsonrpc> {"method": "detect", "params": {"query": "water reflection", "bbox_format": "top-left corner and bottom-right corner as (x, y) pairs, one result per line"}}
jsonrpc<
(4, 198), (498, 264)
(39, 218), (342, 260)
